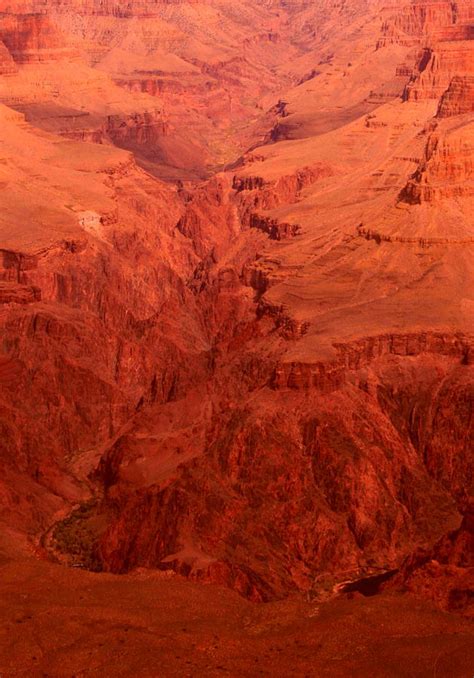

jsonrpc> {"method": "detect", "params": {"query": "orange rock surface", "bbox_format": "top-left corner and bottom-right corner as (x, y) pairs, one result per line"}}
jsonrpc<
(0, 0), (472, 674)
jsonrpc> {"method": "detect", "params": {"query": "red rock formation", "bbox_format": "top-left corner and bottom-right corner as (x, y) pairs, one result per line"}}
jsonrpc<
(92, 350), (468, 600)
(0, 0), (472, 672)
(390, 499), (474, 616)
(437, 75), (474, 117)
(382, 0), (454, 39)
(0, 38), (16, 72)
(401, 118), (474, 202)
(405, 43), (474, 102)
(249, 213), (301, 240)
(0, 12), (77, 62)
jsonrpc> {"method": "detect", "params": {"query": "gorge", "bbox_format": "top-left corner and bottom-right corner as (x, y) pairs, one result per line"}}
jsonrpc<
(0, 1), (472, 675)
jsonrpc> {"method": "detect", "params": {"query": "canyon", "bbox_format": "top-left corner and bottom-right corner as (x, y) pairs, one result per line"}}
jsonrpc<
(0, 0), (472, 675)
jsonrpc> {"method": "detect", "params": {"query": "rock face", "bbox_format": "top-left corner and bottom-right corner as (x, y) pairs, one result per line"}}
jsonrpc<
(0, 12), (77, 62)
(404, 43), (474, 102)
(0, 38), (17, 72)
(389, 498), (474, 616)
(401, 118), (474, 202)
(93, 351), (469, 601)
(438, 75), (474, 117)
(0, 0), (472, 669)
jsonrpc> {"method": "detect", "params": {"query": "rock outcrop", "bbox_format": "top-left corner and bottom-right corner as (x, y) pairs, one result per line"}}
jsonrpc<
(437, 75), (474, 117)
(90, 349), (469, 601)
(0, 12), (78, 62)
(389, 499), (474, 616)
(401, 118), (474, 202)
(0, 2), (471, 663)
(405, 43), (474, 102)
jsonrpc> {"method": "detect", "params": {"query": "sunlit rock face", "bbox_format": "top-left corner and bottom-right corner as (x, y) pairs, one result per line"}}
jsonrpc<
(0, 0), (472, 674)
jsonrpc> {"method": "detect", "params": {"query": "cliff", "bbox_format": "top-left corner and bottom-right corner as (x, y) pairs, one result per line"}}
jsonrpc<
(389, 499), (474, 616)
(401, 118), (474, 202)
(0, 12), (78, 62)
(437, 74), (474, 117)
(0, 2), (472, 670)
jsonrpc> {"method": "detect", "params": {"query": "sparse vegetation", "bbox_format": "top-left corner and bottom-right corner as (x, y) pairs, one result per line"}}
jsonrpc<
(53, 500), (105, 572)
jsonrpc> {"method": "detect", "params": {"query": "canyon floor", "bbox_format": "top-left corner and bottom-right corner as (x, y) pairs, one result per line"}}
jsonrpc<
(0, 0), (473, 675)
(1, 557), (473, 677)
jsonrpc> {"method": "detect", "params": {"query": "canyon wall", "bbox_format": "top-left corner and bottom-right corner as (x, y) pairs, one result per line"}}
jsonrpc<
(0, 0), (471, 616)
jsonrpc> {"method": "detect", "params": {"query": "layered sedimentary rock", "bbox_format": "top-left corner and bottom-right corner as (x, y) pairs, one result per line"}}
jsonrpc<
(382, 0), (453, 37)
(438, 74), (474, 116)
(91, 350), (469, 601)
(0, 11), (78, 62)
(389, 498), (474, 616)
(0, 3), (472, 671)
(0, 103), (212, 539)
(401, 118), (474, 202)
(37, 0), (303, 177)
(0, 38), (16, 72)
(405, 42), (474, 102)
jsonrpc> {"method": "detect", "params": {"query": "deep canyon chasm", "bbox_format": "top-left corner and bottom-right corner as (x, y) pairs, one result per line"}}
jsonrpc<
(0, 0), (473, 675)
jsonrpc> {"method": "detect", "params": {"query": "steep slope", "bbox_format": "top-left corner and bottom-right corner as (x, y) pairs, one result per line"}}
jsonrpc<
(18, 0), (468, 603)
(387, 497), (474, 616)
(0, 0), (472, 673)
(0, 103), (217, 547)
(0, 0), (304, 179)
